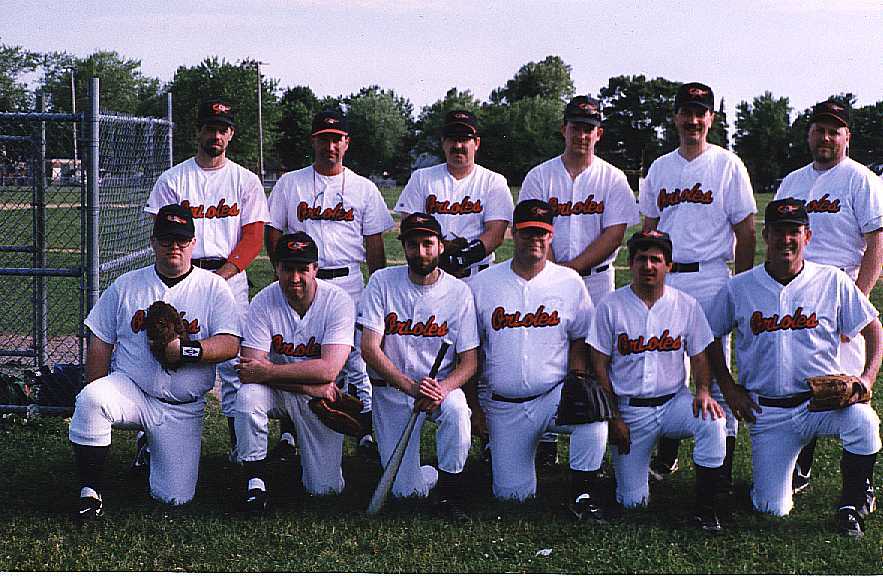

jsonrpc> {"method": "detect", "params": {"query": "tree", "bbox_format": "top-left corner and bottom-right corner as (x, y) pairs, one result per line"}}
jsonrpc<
(342, 85), (413, 181)
(850, 100), (883, 168)
(0, 41), (40, 111)
(413, 87), (482, 159)
(733, 91), (791, 193)
(42, 50), (162, 116)
(489, 55), (575, 104)
(274, 85), (320, 172)
(166, 57), (281, 172)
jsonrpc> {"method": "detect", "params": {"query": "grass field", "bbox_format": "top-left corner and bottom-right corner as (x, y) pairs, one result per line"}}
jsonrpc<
(1, 190), (881, 573)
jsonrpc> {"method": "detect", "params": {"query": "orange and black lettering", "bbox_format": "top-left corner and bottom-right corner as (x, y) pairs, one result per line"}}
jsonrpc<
(750, 307), (819, 335)
(617, 329), (682, 356)
(491, 305), (561, 331)
(384, 312), (449, 337)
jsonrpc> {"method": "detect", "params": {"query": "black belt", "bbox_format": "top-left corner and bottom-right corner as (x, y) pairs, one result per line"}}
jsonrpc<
(156, 396), (200, 406)
(371, 378), (389, 388)
(670, 262), (700, 273)
(583, 264), (611, 277)
(192, 257), (226, 271)
(628, 393), (676, 407)
(461, 264), (490, 278)
(492, 386), (557, 404)
(758, 392), (812, 408)
(317, 267), (349, 279)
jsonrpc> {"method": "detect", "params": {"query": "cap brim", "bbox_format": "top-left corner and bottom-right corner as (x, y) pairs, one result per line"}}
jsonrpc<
(676, 101), (713, 112)
(155, 230), (194, 239)
(768, 218), (809, 226)
(199, 118), (235, 127)
(442, 123), (478, 138)
(514, 221), (554, 232)
(312, 128), (348, 136)
(397, 227), (442, 240)
(810, 113), (848, 128)
(565, 116), (602, 126)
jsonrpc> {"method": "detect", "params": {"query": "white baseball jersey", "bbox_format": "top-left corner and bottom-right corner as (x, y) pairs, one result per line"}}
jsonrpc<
(638, 144), (756, 264)
(775, 157), (883, 271)
(587, 285), (713, 398)
(395, 163), (513, 267)
(268, 166), (394, 269)
(471, 261), (593, 398)
(519, 156), (639, 266)
(84, 265), (240, 402)
(242, 279), (355, 359)
(357, 266), (479, 381)
(146, 158), (270, 262)
(706, 261), (878, 397)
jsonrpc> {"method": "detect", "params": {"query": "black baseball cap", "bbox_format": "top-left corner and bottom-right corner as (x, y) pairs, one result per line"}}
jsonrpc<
(274, 231), (319, 264)
(398, 212), (443, 240)
(312, 109), (349, 136)
(197, 99), (235, 127)
(627, 231), (673, 261)
(153, 204), (195, 239)
(442, 110), (478, 139)
(513, 199), (555, 232)
(766, 198), (809, 226)
(675, 82), (715, 112)
(564, 96), (602, 127)
(809, 100), (850, 128)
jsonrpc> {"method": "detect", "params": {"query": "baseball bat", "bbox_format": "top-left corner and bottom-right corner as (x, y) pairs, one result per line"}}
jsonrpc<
(367, 340), (451, 515)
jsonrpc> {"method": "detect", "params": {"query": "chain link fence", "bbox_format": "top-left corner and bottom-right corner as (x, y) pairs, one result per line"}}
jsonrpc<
(0, 80), (172, 413)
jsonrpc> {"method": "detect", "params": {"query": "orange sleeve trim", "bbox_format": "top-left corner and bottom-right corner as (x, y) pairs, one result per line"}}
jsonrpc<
(227, 221), (265, 271)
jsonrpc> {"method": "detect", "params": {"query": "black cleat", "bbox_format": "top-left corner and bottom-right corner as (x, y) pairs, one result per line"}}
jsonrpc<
(569, 493), (607, 524)
(536, 441), (559, 472)
(76, 496), (103, 522)
(438, 497), (470, 522)
(357, 434), (380, 461)
(791, 462), (811, 495)
(837, 506), (863, 538)
(130, 432), (150, 476)
(243, 488), (269, 514)
(268, 438), (298, 462)
(859, 482), (876, 518)
(694, 506), (722, 534)
(649, 457), (679, 482)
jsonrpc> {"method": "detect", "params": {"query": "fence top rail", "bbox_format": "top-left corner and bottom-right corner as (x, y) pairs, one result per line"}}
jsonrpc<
(0, 112), (82, 122)
(98, 113), (173, 127)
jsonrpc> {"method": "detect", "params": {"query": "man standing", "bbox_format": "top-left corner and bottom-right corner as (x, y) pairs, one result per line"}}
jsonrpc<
(146, 98), (270, 463)
(233, 232), (354, 511)
(774, 100), (883, 493)
(588, 231), (726, 532)
(70, 204), (240, 518)
(358, 213), (478, 518)
(638, 82), (756, 486)
(395, 110), (513, 281)
(707, 198), (881, 538)
(520, 96), (640, 467)
(267, 109), (394, 455)
(470, 200), (607, 520)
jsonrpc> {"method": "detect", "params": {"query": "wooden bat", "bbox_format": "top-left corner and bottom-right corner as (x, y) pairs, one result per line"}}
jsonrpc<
(367, 340), (451, 515)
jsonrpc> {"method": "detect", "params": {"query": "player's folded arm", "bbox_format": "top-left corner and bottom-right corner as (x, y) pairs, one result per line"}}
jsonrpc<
(240, 344), (349, 391)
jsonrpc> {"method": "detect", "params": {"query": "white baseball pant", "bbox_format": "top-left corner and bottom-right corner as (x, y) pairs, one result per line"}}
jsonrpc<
(219, 270), (249, 417)
(327, 268), (372, 412)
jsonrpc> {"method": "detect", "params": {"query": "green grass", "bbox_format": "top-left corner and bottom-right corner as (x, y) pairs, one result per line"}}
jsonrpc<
(1, 189), (882, 572)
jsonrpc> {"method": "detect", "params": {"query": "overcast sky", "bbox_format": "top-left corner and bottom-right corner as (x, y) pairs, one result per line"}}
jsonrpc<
(4, 0), (882, 121)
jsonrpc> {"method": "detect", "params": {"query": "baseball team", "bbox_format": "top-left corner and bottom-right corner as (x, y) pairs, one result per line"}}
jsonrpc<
(68, 83), (882, 538)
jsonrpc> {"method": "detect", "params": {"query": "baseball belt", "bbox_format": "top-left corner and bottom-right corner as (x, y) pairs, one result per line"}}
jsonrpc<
(155, 396), (200, 405)
(317, 267), (349, 279)
(628, 393), (676, 407)
(670, 262), (700, 273)
(192, 257), (226, 271)
(460, 264), (490, 278)
(370, 378), (389, 388)
(582, 264), (611, 277)
(758, 392), (812, 408)
(491, 385), (558, 404)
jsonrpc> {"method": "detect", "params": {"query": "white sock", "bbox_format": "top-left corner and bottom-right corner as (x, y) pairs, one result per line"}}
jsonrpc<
(280, 432), (296, 446)
(248, 478), (266, 492)
(80, 486), (101, 500)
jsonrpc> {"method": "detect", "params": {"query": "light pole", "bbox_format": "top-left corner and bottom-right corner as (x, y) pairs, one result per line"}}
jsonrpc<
(255, 61), (267, 183)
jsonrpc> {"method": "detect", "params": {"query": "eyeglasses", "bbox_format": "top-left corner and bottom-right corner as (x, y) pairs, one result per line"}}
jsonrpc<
(155, 237), (193, 248)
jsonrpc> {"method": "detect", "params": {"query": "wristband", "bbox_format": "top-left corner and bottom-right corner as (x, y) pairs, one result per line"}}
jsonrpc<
(180, 340), (203, 363)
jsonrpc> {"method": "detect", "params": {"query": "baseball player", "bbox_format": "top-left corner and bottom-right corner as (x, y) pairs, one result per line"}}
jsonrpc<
(70, 204), (240, 519)
(706, 197), (882, 538)
(587, 231), (726, 532)
(638, 82), (756, 488)
(358, 213), (478, 519)
(470, 200), (608, 520)
(267, 109), (394, 456)
(520, 96), (640, 467)
(233, 232), (354, 511)
(145, 98), (270, 464)
(774, 100), (883, 494)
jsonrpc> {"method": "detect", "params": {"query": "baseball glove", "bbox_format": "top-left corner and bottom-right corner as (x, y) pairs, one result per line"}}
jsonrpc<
(308, 392), (366, 437)
(556, 370), (614, 425)
(807, 374), (871, 412)
(144, 301), (188, 370)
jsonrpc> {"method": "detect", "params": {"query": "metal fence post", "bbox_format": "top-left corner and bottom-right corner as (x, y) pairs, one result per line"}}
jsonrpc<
(33, 92), (48, 366)
(166, 92), (173, 167)
(86, 78), (100, 313)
